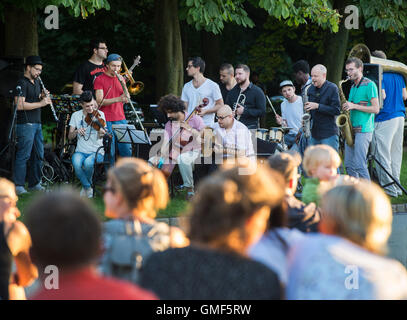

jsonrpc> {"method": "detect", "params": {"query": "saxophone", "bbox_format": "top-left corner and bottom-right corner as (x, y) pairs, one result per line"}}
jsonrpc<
(336, 77), (354, 147)
(302, 86), (311, 139)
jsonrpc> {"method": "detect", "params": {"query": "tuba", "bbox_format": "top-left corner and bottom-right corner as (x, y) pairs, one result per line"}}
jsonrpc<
(336, 77), (354, 147)
(121, 56), (144, 95)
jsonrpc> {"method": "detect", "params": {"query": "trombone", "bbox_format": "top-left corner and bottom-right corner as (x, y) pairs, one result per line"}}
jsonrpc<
(121, 56), (144, 96)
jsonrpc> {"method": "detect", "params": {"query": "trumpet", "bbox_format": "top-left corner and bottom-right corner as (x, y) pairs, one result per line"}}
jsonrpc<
(121, 56), (144, 95)
(233, 90), (246, 121)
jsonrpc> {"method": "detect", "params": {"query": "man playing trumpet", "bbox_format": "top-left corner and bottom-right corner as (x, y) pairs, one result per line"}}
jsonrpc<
(94, 54), (132, 166)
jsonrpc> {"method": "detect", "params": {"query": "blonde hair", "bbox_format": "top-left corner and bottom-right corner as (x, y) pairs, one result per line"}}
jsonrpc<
(320, 181), (392, 254)
(303, 144), (341, 176)
(107, 158), (169, 219)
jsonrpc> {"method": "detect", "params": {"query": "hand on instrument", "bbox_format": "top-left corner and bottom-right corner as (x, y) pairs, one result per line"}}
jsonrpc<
(342, 101), (354, 111)
(119, 93), (130, 103)
(304, 102), (319, 111)
(40, 89), (50, 98)
(197, 107), (208, 116)
(41, 96), (51, 107)
(77, 128), (86, 136)
(99, 128), (106, 136)
(276, 114), (283, 125)
(180, 122), (192, 131)
(236, 104), (244, 115)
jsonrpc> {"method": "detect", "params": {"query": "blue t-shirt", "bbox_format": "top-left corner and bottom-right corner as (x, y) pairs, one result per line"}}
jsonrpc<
(375, 72), (406, 122)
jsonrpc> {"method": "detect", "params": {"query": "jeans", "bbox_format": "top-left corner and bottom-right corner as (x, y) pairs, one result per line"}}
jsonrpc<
(344, 131), (373, 180)
(14, 123), (44, 188)
(106, 120), (132, 167)
(310, 134), (339, 152)
(72, 152), (104, 189)
(284, 133), (297, 149)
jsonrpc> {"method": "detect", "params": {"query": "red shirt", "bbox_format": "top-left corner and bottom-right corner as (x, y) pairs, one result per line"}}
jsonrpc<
(94, 73), (126, 121)
(31, 268), (158, 300)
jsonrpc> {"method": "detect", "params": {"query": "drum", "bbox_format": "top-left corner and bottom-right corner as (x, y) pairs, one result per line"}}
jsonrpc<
(255, 128), (269, 141)
(269, 127), (284, 144)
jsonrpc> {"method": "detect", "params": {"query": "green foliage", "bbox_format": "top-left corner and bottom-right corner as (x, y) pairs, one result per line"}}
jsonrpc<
(181, 0), (255, 34)
(360, 0), (407, 37)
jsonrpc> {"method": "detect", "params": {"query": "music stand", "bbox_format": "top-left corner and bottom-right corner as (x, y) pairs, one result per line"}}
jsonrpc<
(112, 124), (150, 158)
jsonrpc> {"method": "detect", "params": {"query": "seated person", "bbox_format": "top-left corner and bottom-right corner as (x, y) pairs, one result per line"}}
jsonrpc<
(68, 91), (107, 198)
(268, 152), (320, 232)
(212, 105), (254, 167)
(301, 144), (341, 206)
(149, 94), (205, 200)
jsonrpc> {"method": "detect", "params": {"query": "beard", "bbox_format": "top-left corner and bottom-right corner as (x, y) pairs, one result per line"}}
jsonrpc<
(236, 77), (247, 85)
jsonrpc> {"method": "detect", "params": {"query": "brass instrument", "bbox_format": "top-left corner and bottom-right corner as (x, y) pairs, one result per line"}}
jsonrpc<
(302, 85), (311, 139)
(233, 90), (246, 121)
(120, 56), (144, 95)
(336, 77), (354, 147)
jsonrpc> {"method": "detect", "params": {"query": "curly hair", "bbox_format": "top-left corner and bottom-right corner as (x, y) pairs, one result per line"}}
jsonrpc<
(188, 163), (285, 253)
(107, 158), (169, 219)
(158, 94), (186, 114)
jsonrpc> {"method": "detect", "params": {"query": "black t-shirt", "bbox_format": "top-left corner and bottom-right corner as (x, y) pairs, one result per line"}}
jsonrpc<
(219, 82), (230, 102)
(225, 83), (266, 129)
(73, 60), (105, 93)
(15, 76), (42, 124)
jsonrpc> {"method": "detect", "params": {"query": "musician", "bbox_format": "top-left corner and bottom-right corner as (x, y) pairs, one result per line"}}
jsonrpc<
(14, 55), (51, 195)
(371, 50), (407, 197)
(276, 80), (303, 149)
(213, 105), (254, 162)
(151, 94), (205, 200)
(68, 91), (106, 198)
(305, 64), (341, 151)
(343, 57), (379, 180)
(94, 53), (132, 166)
(181, 57), (223, 128)
(225, 64), (266, 129)
(73, 39), (108, 95)
(219, 63), (237, 101)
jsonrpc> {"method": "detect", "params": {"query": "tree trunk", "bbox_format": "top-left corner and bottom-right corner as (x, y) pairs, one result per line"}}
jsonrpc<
(201, 31), (220, 81)
(154, 0), (183, 100)
(322, 0), (351, 85)
(4, 5), (38, 57)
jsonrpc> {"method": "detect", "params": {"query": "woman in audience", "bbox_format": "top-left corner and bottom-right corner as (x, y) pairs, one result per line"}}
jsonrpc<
(100, 158), (188, 284)
(139, 162), (284, 299)
(286, 181), (407, 299)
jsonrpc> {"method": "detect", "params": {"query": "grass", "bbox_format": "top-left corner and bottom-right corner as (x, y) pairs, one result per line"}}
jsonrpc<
(15, 149), (407, 220)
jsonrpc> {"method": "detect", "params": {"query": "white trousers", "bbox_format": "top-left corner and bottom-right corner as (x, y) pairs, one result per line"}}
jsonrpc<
(372, 116), (404, 196)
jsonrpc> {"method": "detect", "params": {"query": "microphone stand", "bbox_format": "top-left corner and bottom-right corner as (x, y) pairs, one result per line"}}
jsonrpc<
(0, 89), (19, 177)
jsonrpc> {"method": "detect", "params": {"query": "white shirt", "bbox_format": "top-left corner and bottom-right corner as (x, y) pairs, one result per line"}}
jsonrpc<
(181, 78), (222, 127)
(212, 119), (254, 157)
(281, 96), (303, 135)
(69, 110), (105, 155)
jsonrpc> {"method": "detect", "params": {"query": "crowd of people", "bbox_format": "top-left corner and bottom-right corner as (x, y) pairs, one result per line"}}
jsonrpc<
(3, 38), (407, 300)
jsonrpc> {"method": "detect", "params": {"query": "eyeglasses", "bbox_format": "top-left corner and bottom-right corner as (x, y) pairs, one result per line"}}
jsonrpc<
(186, 64), (194, 69)
(32, 66), (42, 73)
(217, 115), (231, 120)
(102, 186), (115, 195)
(98, 47), (108, 50)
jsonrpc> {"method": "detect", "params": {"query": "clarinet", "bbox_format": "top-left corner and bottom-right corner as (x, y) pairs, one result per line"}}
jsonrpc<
(38, 76), (59, 122)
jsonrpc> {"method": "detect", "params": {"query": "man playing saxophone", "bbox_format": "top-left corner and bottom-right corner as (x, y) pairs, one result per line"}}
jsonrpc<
(343, 57), (379, 180)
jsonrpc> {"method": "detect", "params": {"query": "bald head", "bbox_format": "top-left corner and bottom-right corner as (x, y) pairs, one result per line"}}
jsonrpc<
(311, 64), (327, 88)
(217, 104), (234, 128)
(217, 105), (233, 117)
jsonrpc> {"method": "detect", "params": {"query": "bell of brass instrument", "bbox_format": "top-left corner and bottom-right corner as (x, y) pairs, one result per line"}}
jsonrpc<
(233, 90), (246, 121)
(336, 77), (354, 147)
(121, 59), (144, 96)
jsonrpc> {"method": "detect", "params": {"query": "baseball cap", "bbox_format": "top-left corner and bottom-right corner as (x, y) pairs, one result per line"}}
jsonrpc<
(279, 80), (294, 89)
(268, 151), (301, 181)
(106, 54), (122, 63)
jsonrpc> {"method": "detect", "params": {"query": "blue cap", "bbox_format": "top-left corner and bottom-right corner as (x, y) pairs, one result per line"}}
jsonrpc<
(106, 54), (122, 63)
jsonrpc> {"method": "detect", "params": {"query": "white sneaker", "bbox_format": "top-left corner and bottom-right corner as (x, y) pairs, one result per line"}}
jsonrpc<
(28, 183), (45, 192)
(86, 188), (93, 198)
(16, 186), (28, 195)
(80, 188), (86, 197)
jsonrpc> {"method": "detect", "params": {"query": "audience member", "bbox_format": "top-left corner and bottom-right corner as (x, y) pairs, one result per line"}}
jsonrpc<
(139, 162), (284, 300)
(302, 145), (341, 206)
(100, 158), (189, 283)
(0, 178), (37, 300)
(286, 181), (407, 299)
(25, 190), (157, 300)
(268, 152), (320, 232)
